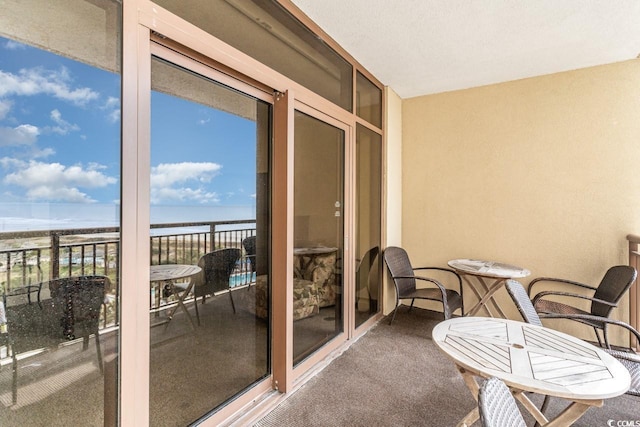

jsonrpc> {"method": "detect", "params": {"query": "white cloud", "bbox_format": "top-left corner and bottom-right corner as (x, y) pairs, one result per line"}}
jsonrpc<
(30, 147), (55, 158)
(151, 187), (219, 204)
(27, 185), (94, 203)
(4, 40), (26, 50)
(151, 162), (221, 187)
(0, 124), (39, 146)
(0, 157), (23, 168)
(3, 159), (116, 203)
(0, 99), (12, 119)
(102, 97), (120, 123)
(104, 97), (119, 109)
(48, 109), (79, 135)
(0, 66), (99, 106)
(107, 108), (120, 123)
(150, 162), (222, 204)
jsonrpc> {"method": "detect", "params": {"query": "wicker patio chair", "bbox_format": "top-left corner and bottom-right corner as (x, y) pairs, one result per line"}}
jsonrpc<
(176, 248), (241, 325)
(242, 236), (256, 276)
(507, 279), (640, 399)
(383, 246), (463, 324)
(528, 265), (637, 348)
(506, 279), (543, 327)
(478, 377), (526, 427)
(7, 275), (107, 404)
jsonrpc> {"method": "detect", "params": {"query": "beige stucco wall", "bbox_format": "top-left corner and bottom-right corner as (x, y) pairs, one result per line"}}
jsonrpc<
(383, 87), (403, 314)
(400, 60), (640, 341)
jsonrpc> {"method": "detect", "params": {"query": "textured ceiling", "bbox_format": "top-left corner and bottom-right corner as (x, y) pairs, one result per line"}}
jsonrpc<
(290, 0), (640, 99)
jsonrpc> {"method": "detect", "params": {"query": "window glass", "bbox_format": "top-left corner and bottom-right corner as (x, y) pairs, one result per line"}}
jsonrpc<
(355, 124), (382, 328)
(149, 57), (271, 423)
(356, 71), (382, 128)
(293, 110), (344, 365)
(0, 0), (121, 424)
(153, 0), (353, 111)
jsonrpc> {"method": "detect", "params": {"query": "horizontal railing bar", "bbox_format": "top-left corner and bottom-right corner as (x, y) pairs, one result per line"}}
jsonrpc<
(150, 220), (254, 229)
(0, 227), (120, 239)
(0, 219), (255, 240)
(1, 221), (256, 321)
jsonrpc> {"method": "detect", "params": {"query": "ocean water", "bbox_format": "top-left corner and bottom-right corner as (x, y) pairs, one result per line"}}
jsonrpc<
(0, 202), (255, 233)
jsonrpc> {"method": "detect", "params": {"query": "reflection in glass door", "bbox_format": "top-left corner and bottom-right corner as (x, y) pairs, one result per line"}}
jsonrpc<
(355, 124), (382, 328)
(149, 56), (271, 424)
(293, 111), (344, 365)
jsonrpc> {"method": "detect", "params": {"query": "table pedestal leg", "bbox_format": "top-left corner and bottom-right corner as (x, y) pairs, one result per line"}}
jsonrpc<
(456, 407), (479, 427)
(463, 276), (508, 318)
(544, 400), (598, 427)
(163, 281), (197, 331)
(154, 282), (161, 317)
(455, 364), (599, 427)
(456, 366), (481, 426)
(513, 391), (549, 426)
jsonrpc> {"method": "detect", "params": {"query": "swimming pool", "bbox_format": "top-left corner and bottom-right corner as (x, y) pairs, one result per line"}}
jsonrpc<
(229, 271), (256, 288)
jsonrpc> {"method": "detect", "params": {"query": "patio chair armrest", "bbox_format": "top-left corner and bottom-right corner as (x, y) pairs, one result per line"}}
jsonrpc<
(413, 267), (462, 292)
(528, 276), (597, 297)
(540, 313), (640, 345)
(414, 275), (450, 302)
(533, 291), (618, 308)
(608, 350), (640, 364)
(394, 275), (449, 296)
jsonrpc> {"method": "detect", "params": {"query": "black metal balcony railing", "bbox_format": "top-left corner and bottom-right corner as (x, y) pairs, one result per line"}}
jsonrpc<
(0, 220), (256, 328)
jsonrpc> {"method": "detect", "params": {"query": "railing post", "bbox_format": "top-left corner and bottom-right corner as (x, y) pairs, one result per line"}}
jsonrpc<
(4, 253), (11, 293)
(210, 223), (217, 252)
(51, 233), (60, 280)
(627, 234), (640, 351)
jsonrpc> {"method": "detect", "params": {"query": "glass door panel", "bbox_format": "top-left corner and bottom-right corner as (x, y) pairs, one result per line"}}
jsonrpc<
(150, 56), (271, 424)
(0, 1), (121, 423)
(293, 110), (344, 365)
(355, 124), (382, 328)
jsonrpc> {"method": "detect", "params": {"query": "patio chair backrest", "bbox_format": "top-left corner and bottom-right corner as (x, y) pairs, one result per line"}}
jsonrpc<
(383, 246), (417, 297)
(196, 248), (241, 297)
(242, 236), (257, 273)
(356, 246), (380, 295)
(591, 266), (637, 318)
(49, 276), (108, 340)
(505, 280), (542, 327)
(478, 377), (526, 427)
(8, 275), (107, 350)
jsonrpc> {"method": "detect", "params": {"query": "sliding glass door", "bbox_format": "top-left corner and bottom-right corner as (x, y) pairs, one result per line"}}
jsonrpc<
(0, 1), (121, 424)
(149, 51), (272, 425)
(293, 110), (345, 365)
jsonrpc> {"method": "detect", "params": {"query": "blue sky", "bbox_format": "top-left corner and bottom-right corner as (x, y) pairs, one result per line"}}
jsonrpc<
(0, 36), (258, 221)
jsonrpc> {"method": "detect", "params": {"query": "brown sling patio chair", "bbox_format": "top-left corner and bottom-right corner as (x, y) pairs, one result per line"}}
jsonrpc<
(7, 275), (107, 404)
(507, 279), (640, 400)
(355, 246), (379, 313)
(383, 246), (463, 324)
(242, 236), (256, 276)
(183, 248), (241, 325)
(528, 265), (637, 348)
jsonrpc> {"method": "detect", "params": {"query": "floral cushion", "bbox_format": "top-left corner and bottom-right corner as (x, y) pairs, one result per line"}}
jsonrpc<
(253, 275), (319, 321)
(294, 251), (337, 308)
